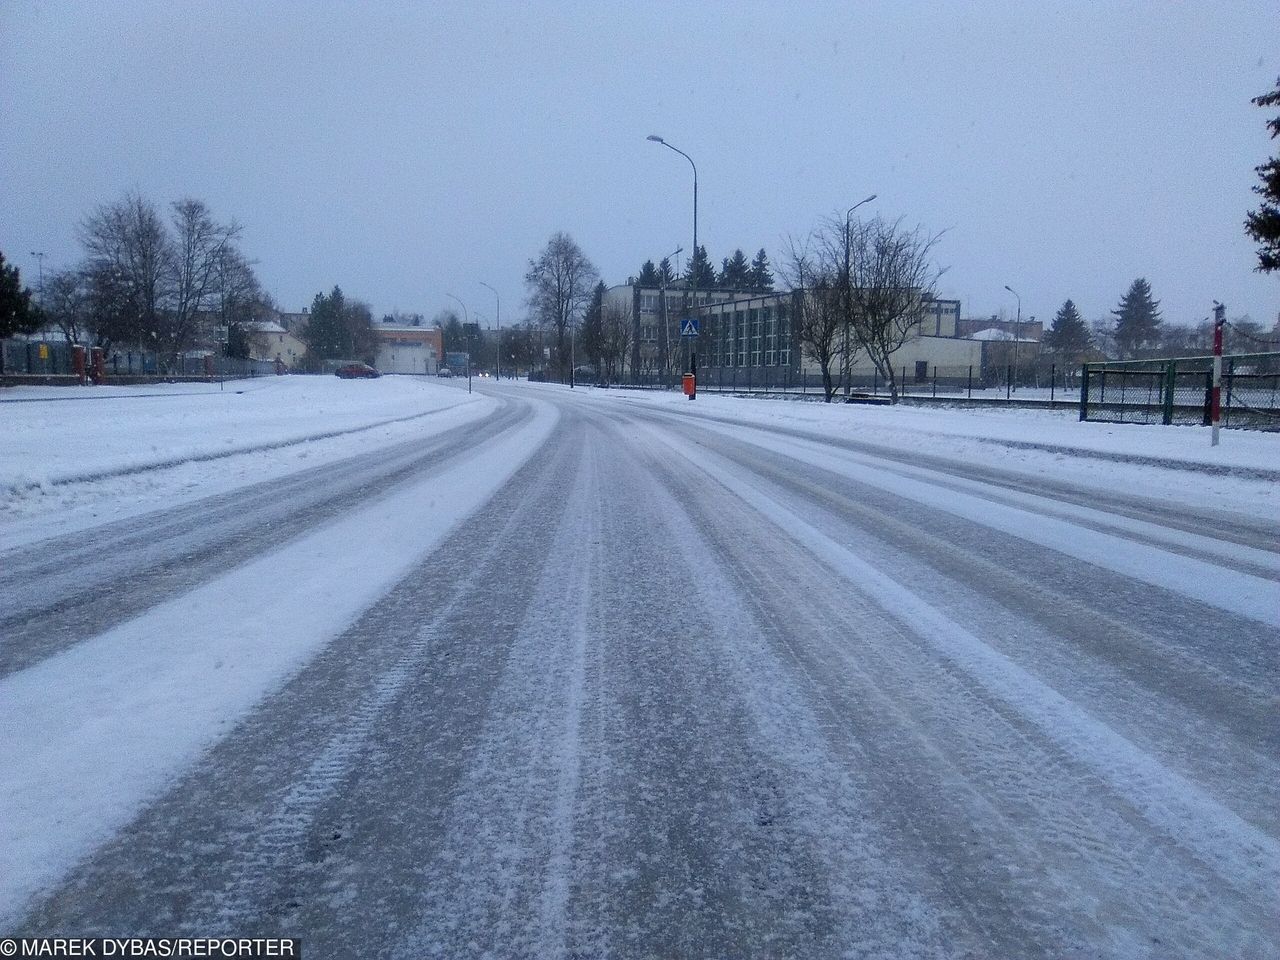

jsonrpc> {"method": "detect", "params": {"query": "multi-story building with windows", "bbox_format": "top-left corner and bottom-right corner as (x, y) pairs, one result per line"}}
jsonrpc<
(694, 290), (800, 388)
(606, 278), (983, 389)
(604, 279), (765, 378)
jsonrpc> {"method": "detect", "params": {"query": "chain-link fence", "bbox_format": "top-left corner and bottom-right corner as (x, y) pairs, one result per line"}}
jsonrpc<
(1080, 353), (1280, 429)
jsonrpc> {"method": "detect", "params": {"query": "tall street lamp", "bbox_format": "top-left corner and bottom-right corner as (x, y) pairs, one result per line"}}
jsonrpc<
(841, 195), (876, 396)
(479, 281), (500, 380)
(659, 245), (683, 384)
(446, 293), (470, 387)
(29, 251), (46, 302)
(1003, 284), (1022, 393)
(647, 134), (699, 396)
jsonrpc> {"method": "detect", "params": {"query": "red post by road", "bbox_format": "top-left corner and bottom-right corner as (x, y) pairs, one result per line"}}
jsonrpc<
(90, 347), (105, 385)
(72, 344), (87, 385)
(1211, 303), (1225, 447)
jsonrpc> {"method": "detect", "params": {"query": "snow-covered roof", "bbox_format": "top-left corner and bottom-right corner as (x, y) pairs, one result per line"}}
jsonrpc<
(247, 320), (288, 334)
(967, 328), (1038, 343)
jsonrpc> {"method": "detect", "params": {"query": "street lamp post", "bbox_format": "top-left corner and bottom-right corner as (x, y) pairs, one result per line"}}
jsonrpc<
(659, 245), (683, 386)
(647, 134), (698, 397)
(446, 293), (470, 391)
(1003, 285), (1022, 393)
(841, 195), (876, 397)
(29, 251), (46, 302)
(479, 281), (500, 380)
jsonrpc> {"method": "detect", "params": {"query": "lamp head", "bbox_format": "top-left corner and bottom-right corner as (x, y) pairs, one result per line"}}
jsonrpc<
(646, 135), (664, 143)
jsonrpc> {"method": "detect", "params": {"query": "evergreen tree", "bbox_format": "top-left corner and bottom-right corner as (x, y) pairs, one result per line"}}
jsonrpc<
(1043, 299), (1092, 357)
(1112, 278), (1162, 358)
(637, 260), (661, 286)
(684, 245), (716, 288)
(0, 251), (42, 338)
(1246, 76), (1280, 273)
(435, 310), (464, 356)
(579, 282), (607, 373)
(748, 249), (775, 292)
(718, 249), (751, 288)
(658, 257), (676, 285)
(303, 286), (351, 361)
(225, 321), (252, 359)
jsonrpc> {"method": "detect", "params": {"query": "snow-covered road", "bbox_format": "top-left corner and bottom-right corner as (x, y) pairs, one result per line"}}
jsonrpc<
(3, 381), (1277, 958)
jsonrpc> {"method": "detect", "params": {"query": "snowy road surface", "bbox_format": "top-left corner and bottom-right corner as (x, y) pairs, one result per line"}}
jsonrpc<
(2, 381), (1277, 958)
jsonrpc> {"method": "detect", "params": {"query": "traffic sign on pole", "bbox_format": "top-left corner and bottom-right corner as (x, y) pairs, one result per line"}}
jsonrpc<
(680, 317), (699, 337)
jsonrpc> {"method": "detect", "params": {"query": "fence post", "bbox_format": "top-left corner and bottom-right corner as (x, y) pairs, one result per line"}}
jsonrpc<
(1079, 365), (1090, 420)
(967, 365), (972, 399)
(902, 365), (907, 397)
(1006, 365), (1012, 400)
(932, 366), (937, 398)
(1161, 360), (1176, 425)
(1224, 357), (1235, 427)
(1050, 363), (1056, 402)
(873, 367), (878, 396)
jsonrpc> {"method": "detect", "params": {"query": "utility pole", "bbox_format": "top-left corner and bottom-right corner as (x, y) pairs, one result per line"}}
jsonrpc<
(29, 251), (46, 302)
(842, 196), (876, 397)
(1004, 285), (1022, 393)
(480, 281), (500, 380)
(647, 135), (698, 398)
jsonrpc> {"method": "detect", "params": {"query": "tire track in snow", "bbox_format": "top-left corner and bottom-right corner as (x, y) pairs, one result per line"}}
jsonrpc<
(646, 421), (1280, 907)
(0, 399), (519, 678)
(658, 411), (1280, 627)
(392, 419), (601, 959)
(630, 412), (1278, 956)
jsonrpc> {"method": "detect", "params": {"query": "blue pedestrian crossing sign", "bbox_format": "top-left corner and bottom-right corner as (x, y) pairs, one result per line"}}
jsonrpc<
(680, 317), (699, 337)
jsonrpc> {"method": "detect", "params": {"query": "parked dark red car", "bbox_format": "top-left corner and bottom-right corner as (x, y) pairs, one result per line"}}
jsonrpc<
(335, 362), (380, 379)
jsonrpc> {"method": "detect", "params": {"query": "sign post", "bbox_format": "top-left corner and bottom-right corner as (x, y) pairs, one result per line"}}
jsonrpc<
(680, 317), (699, 400)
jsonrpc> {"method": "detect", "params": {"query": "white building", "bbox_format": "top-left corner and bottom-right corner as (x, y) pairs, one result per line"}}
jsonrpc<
(373, 324), (443, 375)
(248, 321), (307, 370)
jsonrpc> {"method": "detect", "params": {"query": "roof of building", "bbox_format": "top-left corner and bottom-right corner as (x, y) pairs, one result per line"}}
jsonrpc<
(967, 327), (1039, 343)
(247, 320), (288, 334)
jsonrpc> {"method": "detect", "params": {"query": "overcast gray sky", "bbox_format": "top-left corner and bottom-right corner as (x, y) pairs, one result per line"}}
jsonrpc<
(3, 0), (1277, 331)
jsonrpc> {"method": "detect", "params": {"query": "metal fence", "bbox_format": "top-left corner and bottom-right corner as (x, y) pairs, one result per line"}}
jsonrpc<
(1, 339), (278, 379)
(690, 362), (1079, 402)
(1079, 353), (1280, 429)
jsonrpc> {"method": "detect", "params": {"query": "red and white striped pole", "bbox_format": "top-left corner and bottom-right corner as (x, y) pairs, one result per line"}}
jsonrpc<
(1211, 302), (1225, 447)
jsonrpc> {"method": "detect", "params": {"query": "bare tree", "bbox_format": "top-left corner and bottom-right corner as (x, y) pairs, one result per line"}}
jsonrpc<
(41, 268), (91, 348)
(213, 246), (268, 357)
(525, 232), (598, 382)
(783, 236), (844, 402)
(78, 191), (169, 350)
(602, 299), (633, 383)
(847, 216), (944, 403)
(161, 199), (241, 368)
